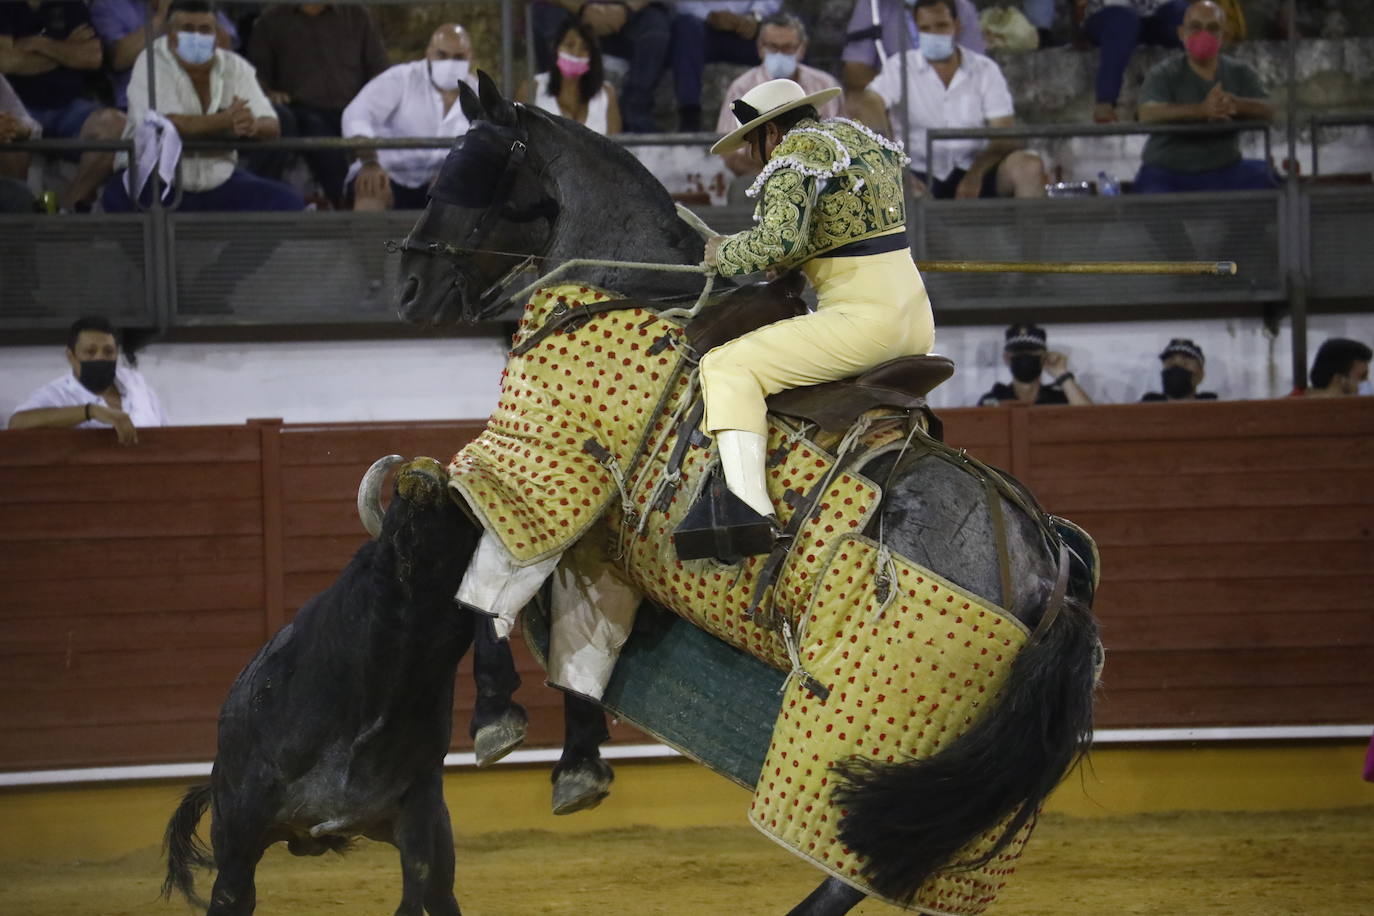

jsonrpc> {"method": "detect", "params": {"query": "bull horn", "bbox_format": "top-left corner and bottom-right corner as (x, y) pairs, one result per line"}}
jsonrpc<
(357, 455), (405, 538)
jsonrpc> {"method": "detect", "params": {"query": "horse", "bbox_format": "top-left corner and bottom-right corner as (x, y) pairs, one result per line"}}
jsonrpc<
(388, 72), (1101, 915)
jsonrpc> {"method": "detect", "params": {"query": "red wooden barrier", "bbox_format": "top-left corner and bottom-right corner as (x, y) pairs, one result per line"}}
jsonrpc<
(1, 398), (1370, 771)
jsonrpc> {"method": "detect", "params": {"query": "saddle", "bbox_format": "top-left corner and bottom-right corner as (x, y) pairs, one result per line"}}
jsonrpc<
(685, 273), (955, 435)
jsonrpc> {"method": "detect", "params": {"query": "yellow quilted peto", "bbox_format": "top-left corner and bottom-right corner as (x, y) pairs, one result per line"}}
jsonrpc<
(449, 286), (1036, 912)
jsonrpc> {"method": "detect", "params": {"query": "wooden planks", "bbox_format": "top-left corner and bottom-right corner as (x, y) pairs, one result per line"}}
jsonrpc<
(0, 426), (265, 770)
(1, 399), (1370, 772)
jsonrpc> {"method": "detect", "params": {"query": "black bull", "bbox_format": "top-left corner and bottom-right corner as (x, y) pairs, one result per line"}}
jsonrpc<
(163, 457), (477, 916)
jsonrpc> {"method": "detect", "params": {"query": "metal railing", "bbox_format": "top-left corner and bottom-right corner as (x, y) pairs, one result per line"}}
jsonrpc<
(1308, 110), (1374, 177)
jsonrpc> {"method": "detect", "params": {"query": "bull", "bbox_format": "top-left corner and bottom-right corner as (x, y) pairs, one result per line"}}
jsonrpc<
(162, 456), (478, 916)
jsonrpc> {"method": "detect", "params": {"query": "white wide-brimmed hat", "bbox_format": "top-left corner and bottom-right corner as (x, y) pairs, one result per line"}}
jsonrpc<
(710, 78), (842, 156)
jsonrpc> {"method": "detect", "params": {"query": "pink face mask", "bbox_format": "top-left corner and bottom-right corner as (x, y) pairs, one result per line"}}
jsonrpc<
(556, 52), (591, 79)
(1186, 30), (1221, 62)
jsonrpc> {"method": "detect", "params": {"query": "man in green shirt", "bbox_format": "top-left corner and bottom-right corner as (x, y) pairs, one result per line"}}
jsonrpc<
(1134, 0), (1275, 192)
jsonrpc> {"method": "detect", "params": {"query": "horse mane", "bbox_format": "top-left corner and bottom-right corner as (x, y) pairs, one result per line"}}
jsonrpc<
(519, 105), (708, 298)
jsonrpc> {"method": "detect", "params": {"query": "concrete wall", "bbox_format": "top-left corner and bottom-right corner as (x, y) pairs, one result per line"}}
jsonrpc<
(3, 312), (1369, 427)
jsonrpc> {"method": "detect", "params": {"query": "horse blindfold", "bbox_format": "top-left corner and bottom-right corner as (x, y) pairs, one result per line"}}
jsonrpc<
(429, 126), (527, 208)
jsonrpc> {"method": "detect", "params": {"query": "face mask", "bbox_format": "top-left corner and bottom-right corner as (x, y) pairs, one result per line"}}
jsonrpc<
(1358, 379), (1372, 396)
(1009, 353), (1043, 383)
(762, 51), (798, 80)
(429, 58), (470, 91)
(175, 31), (216, 66)
(1161, 365), (1195, 399)
(556, 52), (591, 80)
(1185, 31), (1221, 61)
(77, 359), (118, 394)
(918, 31), (956, 62)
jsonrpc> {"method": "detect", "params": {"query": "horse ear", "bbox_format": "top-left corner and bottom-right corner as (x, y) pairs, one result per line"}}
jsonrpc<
(476, 69), (518, 127)
(458, 80), (485, 123)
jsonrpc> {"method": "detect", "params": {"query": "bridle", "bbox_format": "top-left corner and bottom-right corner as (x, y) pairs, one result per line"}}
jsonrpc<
(387, 118), (560, 319)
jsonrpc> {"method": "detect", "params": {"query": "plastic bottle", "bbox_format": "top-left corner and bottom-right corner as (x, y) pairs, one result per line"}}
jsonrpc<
(1097, 172), (1120, 196)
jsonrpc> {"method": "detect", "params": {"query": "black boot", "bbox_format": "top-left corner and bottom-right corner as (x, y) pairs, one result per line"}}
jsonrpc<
(674, 473), (777, 562)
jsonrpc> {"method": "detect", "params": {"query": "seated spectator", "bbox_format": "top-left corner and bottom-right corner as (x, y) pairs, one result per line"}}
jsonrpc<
(342, 24), (476, 211)
(1081, 0), (1188, 123)
(1141, 337), (1217, 401)
(246, 3), (388, 208)
(979, 324), (1093, 406)
(1022, 0), (1062, 46)
(518, 21), (620, 135)
(0, 0), (126, 210)
(843, 0), (982, 126)
(715, 13), (840, 181)
(100, 0), (302, 212)
(92, 0), (239, 110)
(0, 72), (38, 211)
(868, 0), (1047, 199)
(1134, 0), (1276, 193)
(669, 0), (777, 132)
(531, 0), (669, 133)
(1301, 338), (1371, 398)
(91, 0), (168, 110)
(7, 316), (166, 444)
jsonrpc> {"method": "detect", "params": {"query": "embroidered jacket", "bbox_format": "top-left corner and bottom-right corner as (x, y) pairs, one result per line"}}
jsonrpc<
(714, 118), (910, 277)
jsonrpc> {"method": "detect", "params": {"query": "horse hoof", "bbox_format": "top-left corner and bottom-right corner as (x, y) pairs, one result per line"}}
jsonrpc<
(552, 759), (614, 815)
(473, 707), (528, 767)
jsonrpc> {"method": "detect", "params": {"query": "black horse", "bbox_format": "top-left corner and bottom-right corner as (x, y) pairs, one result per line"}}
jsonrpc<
(384, 72), (1101, 915)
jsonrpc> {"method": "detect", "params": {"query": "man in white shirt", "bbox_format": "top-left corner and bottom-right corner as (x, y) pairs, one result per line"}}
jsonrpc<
(714, 13), (841, 180)
(8, 316), (168, 444)
(99, 0), (304, 211)
(868, 0), (1046, 199)
(342, 24), (477, 211)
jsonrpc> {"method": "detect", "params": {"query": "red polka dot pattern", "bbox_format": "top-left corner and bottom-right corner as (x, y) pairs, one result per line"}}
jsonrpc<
(448, 285), (686, 564)
(746, 534), (1033, 913)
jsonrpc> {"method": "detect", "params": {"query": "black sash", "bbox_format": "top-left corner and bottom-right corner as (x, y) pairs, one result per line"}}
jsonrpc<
(819, 232), (909, 258)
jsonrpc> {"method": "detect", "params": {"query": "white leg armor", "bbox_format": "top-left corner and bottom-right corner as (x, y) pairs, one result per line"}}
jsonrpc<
(716, 428), (775, 517)
(455, 531), (562, 639)
(548, 537), (642, 700)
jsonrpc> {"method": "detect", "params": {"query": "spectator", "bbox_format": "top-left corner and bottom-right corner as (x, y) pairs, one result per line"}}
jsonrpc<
(100, 0), (302, 212)
(1302, 338), (1371, 398)
(92, 0), (238, 109)
(91, 0), (168, 110)
(246, 3), (388, 208)
(669, 0), (777, 132)
(7, 316), (166, 444)
(978, 324), (1093, 406)
(531, 0), (669, 133)
(1081, 0), (1188, 123)
(519, 21), (620, 135)
(1141, 338), (1217, 401)
(0, 0), (126, 210)
(1022, 0), (1062, 46)
(0, 72), (38, 211)
(1134, 0), (1275, 193)
(715, 13), (840, 181)
(869, 0), (1047, 199)
(841, 0), (982, 123)
(341, 24), (476, 211)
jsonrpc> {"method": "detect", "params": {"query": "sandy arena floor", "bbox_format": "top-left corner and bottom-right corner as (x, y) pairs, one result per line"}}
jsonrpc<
(1, 808), (1370, 915)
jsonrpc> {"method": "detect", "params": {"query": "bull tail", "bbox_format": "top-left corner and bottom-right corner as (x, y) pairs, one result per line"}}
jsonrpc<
(831, 594), (1099, 904)
(161, 783), (215, 907)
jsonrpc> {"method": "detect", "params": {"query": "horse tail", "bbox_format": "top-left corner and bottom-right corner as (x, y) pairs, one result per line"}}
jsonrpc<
(831, 593), (1099, 904)
(161, 783), (215, 907)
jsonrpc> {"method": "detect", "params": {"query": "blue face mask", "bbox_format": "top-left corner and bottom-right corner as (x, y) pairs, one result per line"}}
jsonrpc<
(918, 31), (956, 61)
(762, 52), (798, 80)
(176, 30), (216, 66)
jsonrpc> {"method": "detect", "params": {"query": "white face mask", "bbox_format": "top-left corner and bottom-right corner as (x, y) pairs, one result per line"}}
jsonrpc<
(175, 30), (216, 66)
(429, 58), (470, 91)
(1358, 379), (1372, 396)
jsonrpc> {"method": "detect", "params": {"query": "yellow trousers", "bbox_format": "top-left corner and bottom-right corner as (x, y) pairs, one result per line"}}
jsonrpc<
(700, 245), (935, 436)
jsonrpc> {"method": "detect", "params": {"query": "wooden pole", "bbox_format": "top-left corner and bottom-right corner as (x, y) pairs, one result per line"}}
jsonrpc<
(915, 260), (1237, 276)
